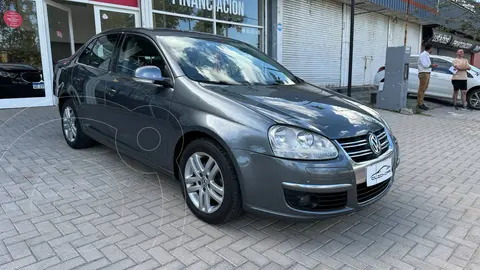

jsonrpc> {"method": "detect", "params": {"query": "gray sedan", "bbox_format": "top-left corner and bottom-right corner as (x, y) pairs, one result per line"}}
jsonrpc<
(55, 28), (400, 224)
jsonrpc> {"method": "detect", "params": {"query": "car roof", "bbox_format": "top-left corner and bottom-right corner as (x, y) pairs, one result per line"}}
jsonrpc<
(100, 27), (242, 43)
(410, 54), (454, 61)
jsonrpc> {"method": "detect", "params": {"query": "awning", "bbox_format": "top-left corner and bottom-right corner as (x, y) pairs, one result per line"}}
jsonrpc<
(427, 29), (480, 53)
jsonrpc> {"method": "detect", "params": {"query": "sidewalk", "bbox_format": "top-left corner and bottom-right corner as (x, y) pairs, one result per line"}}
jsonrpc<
(0, 106), (479, 270)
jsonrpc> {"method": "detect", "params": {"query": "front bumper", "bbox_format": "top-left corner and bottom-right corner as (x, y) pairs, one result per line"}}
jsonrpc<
(233, 135), (400, 219)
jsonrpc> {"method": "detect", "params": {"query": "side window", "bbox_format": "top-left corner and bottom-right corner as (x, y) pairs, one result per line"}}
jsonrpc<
(116, 35), (170, 78)
(77, 34), (119, 70)
(409, 57), (419, 69)
(77, 39), (96, 66)
(432, 59), (452, 74)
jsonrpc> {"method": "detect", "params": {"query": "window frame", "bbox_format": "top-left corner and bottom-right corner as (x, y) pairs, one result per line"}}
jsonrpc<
(75, 33), (121, 71)
(409, 56), (419, 69)
(112, 32), (175, 82)
(432, 58), (453, 74)
(150, 0), (265, 50)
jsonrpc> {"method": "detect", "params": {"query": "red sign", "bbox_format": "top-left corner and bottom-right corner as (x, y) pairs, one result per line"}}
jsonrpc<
(3, 11), (23, 29)
(92, 0), (138, 7)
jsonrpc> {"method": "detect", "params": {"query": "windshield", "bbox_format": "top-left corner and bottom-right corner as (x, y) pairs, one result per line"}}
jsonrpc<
(157, 35), (298, 85)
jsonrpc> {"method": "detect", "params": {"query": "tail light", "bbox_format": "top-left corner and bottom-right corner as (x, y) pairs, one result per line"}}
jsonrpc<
(377, 66), (385, 73)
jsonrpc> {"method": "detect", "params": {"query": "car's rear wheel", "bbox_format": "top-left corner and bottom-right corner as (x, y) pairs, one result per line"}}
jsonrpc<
(179, 138), (242, 224)
(61, 99), (95, 149)
(467, 89), (480, 110)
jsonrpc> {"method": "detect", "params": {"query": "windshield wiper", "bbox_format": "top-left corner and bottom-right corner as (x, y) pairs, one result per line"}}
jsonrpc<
(196, 80), (235, 85)
(197, 80), (256, 86)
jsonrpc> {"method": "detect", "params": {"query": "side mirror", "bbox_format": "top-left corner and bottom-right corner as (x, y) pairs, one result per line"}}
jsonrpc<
(134, 66), (173, 88)
(134, 66), (163, 83)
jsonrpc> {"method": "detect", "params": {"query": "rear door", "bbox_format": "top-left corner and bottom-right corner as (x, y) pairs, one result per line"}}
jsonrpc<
(73, 33), (121, 138)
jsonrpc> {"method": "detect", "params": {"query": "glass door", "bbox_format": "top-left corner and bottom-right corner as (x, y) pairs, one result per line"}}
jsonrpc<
(45, 0), (74, 73)
(94, 6), (140, 33)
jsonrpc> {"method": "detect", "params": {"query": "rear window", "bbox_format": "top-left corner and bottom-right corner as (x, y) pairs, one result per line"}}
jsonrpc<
(409, 57), (418, 69)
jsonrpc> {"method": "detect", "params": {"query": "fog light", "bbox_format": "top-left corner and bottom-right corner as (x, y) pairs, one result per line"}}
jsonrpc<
(298, 195), (311, 207)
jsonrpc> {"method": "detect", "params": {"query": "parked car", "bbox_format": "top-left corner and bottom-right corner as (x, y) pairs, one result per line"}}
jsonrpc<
(55, 28), (400, 224)
(0, 63), (44, 99)
(374, 54), (480, 109)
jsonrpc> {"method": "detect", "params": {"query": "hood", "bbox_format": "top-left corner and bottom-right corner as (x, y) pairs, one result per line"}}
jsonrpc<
(0, 63), (38, 72)
(202, 82), (384, 139)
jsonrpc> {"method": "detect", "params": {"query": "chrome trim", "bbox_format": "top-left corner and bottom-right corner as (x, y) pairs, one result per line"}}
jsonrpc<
(341, 139), (367, 146)
(282, 182), (352, 193)
(349, 149), (372, 156)
(343, 142), (368, 149)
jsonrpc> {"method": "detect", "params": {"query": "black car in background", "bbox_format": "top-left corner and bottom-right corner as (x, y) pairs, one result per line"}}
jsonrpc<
(0, 63), (45, 99)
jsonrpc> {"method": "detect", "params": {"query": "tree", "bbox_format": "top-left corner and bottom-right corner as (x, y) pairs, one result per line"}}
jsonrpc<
(436, 0), (480, 40)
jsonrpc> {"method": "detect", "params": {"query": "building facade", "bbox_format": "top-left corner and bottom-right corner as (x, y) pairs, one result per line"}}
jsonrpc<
(0, 0), (478, 109)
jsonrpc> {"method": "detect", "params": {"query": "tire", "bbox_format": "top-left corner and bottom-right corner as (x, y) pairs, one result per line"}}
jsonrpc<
(467, 89), (480, 110)
(61, 99), (95, 149)
(179, 138), (242, 224)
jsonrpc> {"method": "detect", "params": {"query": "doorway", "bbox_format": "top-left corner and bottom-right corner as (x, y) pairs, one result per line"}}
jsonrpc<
(94, 6), (140, 33)
(46, 0), (140, 66)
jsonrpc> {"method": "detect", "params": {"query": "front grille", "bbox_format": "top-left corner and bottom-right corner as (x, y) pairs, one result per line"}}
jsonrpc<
(337, 128), (389, 163)
(284, 189), (347, 212)
(357, 178), (391, 203)
(21, 72), (42, 82)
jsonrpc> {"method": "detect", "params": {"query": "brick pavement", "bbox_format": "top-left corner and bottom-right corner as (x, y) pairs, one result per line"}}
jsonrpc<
(0, 106), (480, 270)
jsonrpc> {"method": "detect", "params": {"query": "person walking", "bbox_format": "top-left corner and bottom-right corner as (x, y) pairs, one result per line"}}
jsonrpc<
(417, 44), (437, 110)
(451, 49), (471, 110)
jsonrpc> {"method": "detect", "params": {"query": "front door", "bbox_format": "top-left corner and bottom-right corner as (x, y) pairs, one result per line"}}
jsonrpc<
(430, 58), (456, 99)
(104, 34), (174, 169)
(94, 6), (140, 33)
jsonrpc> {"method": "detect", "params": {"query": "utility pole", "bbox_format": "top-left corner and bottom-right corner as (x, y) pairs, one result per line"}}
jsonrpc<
(347, 0), (355, 97)
(404, 0), (410, 46)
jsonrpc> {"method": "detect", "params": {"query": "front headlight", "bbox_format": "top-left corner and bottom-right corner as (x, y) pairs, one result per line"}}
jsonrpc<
(0, 71), (16, 78)
(268, 125), (338, 160)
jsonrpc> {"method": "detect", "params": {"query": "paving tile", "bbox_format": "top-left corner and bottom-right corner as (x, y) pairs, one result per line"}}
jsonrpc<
(7, 241), (32, 260)
(30, 242), (55, 261)
(147, 246), (175, 265)
(2, 107), (480, 270)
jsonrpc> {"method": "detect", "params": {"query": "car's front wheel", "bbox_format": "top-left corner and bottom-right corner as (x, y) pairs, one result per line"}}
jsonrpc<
(179, 138), (242, 224)
(61, 99), (95, 149)
(467, 89), (480, 110)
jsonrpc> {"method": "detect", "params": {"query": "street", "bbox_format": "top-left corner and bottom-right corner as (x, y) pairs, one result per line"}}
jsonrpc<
(0, 105), (479, 270)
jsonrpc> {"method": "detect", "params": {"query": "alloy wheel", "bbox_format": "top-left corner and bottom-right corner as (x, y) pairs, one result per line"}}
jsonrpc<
(184, 152), (225, 214)
(470, 92), (480, 109)
(63, 106), (77, 143)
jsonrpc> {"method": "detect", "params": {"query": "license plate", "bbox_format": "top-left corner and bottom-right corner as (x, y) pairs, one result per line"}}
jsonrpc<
(32, 82), (45, 89)
(366, 157), (393, 187)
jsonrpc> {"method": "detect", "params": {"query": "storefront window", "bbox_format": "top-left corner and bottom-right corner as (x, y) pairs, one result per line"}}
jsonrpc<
(152, 0), (263, 50)
(99, 10), (136, 32)
(1, 0), (45, 99)
(215, 0), (262, 26)
(154, 14), (213, 33)
(216, 24), (260, 48)
(153, 0), (214, 18)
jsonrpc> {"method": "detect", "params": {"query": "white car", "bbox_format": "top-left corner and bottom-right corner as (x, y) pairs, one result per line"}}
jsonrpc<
(373, 54), (480, 109)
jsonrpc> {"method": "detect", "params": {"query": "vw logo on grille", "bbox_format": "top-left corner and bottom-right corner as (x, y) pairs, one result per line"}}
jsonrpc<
(368, 133), (382, 155)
